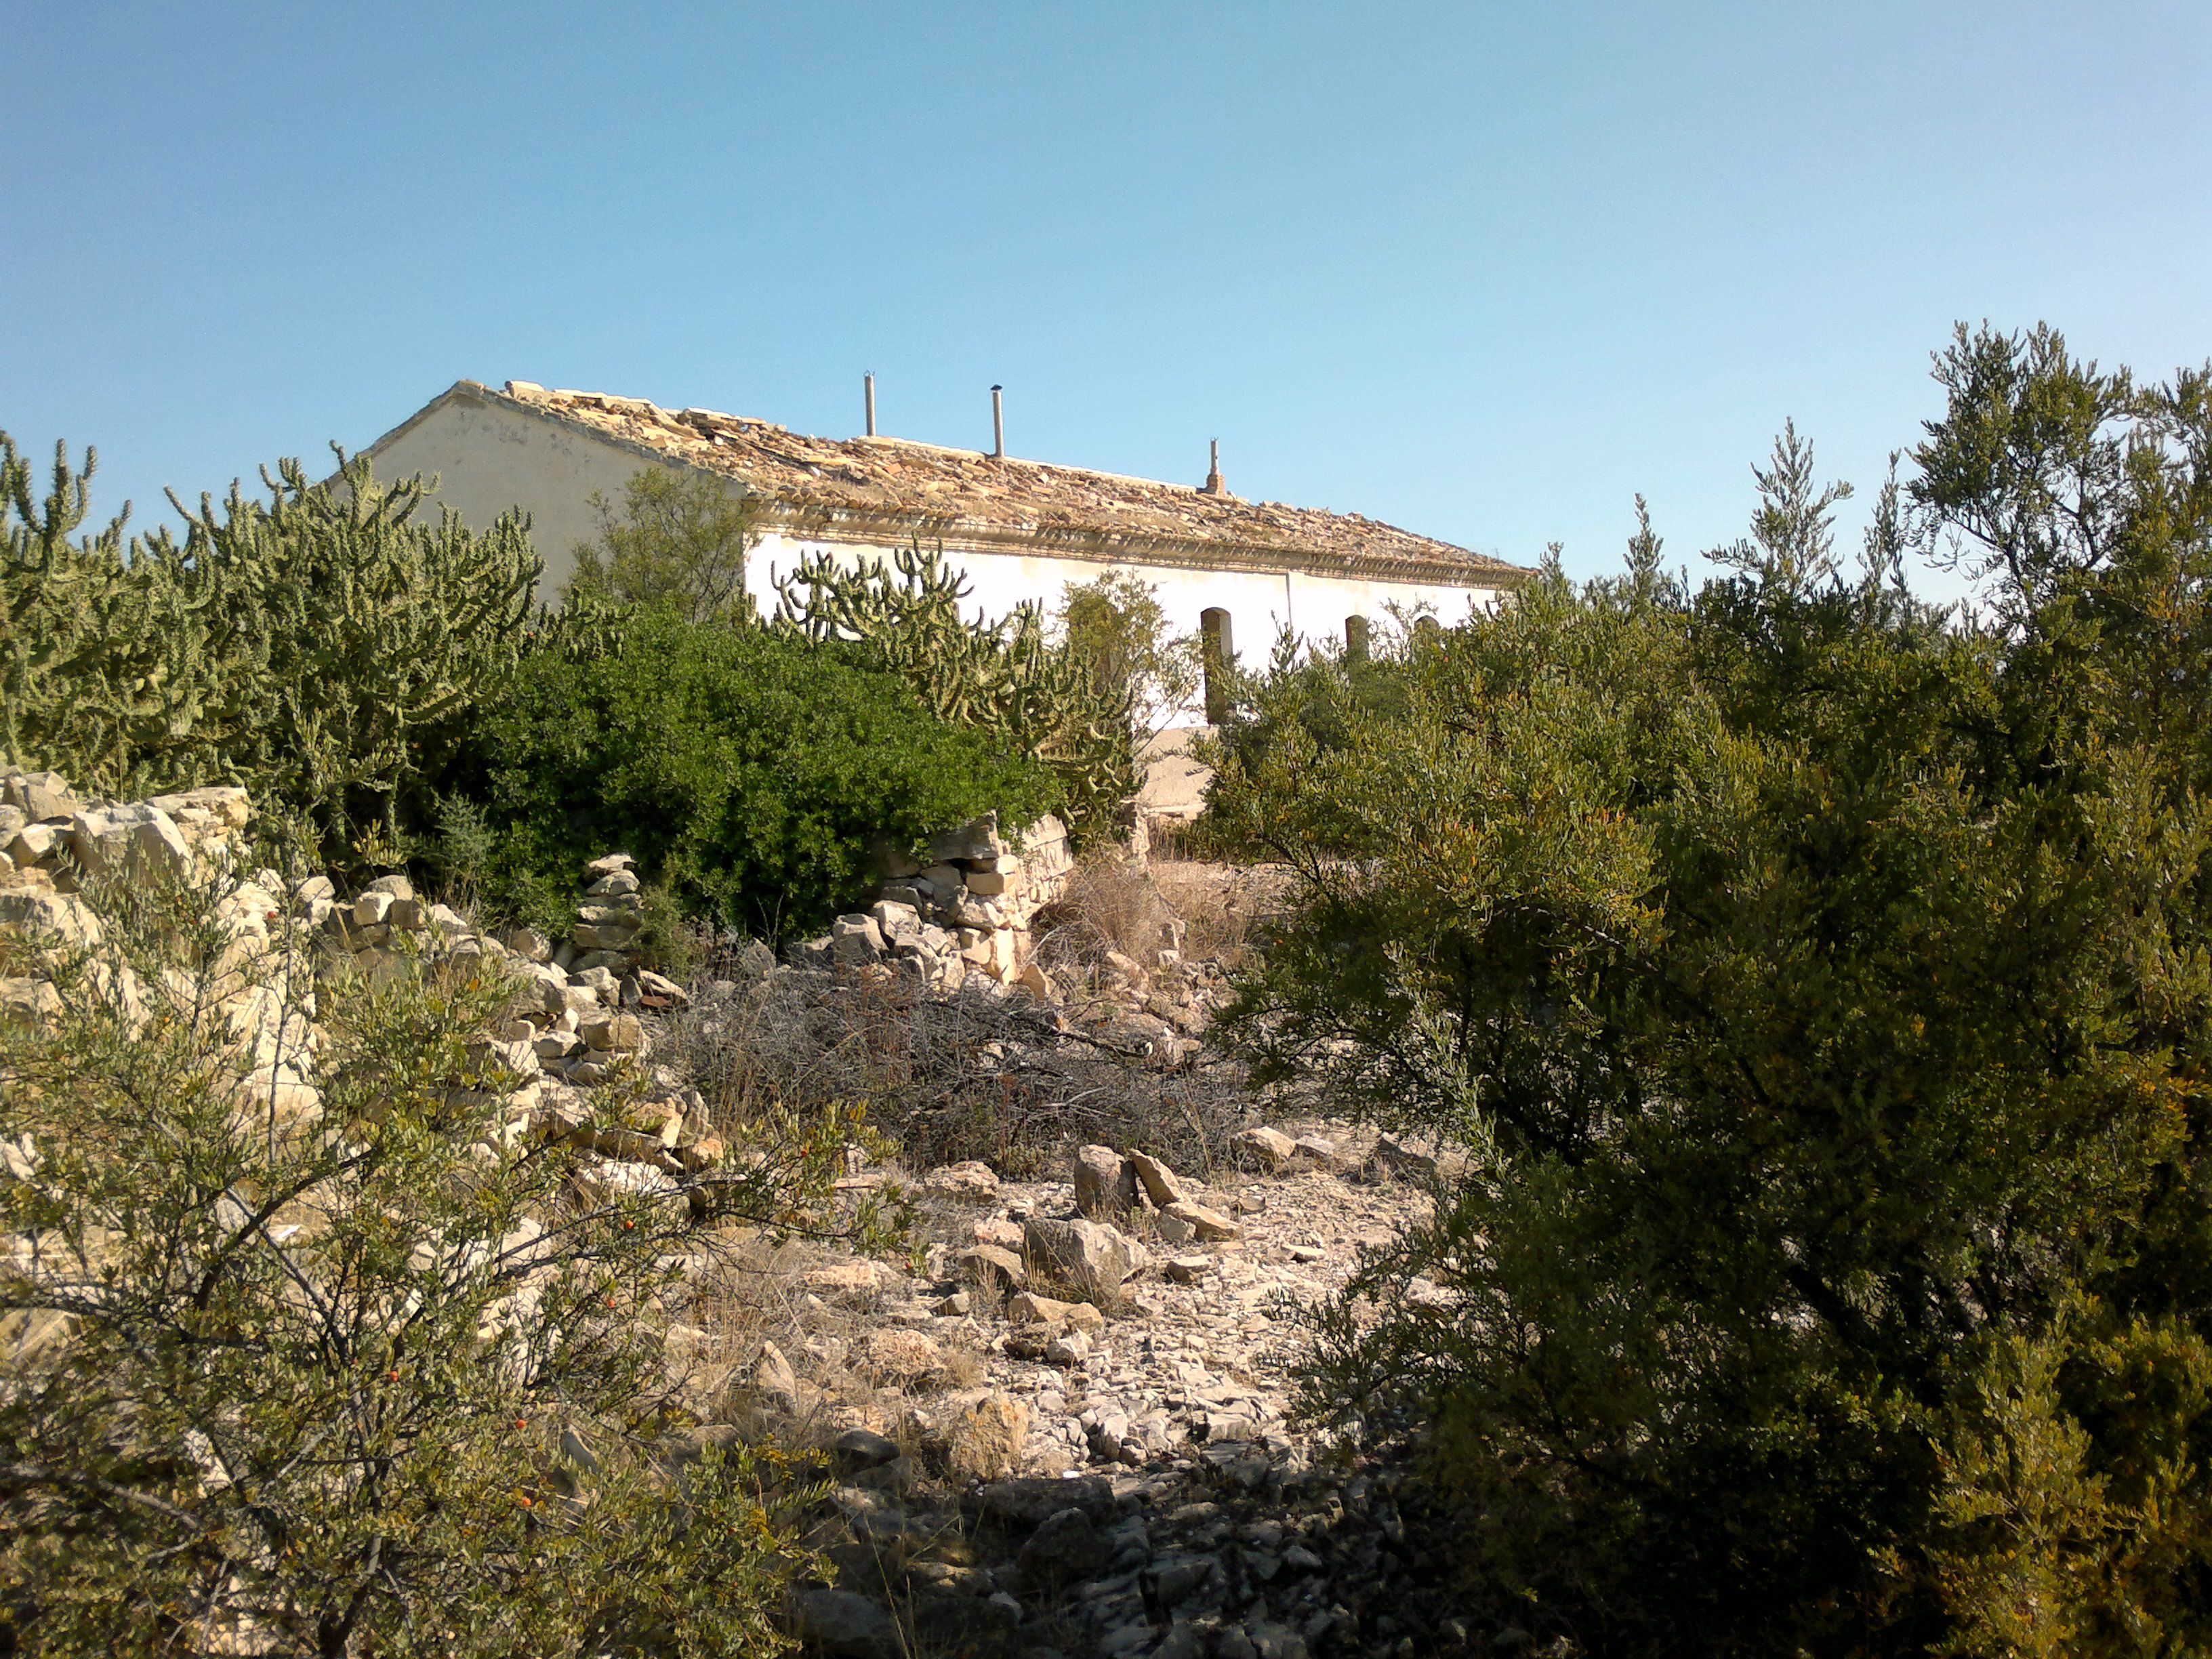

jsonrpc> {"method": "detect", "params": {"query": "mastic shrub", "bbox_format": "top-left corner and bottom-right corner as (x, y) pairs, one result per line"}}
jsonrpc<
(467, 610), (1058, 941)
(1210, 326), (2212, 1656)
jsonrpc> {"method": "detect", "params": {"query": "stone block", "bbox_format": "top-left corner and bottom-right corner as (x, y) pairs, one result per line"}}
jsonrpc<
(1073, 1144), (1135, 1218)
(830, 914), (884, 964)
(581, 1012), (644, 1052)
(929, 812), (1004, 864)
(7, 771), (78, 823)
(959, 1244), (1027, 1293)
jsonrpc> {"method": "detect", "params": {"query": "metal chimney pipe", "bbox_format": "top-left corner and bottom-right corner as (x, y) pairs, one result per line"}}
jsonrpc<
(990, 385), (1004, 458)
(864, 373), (876, 437)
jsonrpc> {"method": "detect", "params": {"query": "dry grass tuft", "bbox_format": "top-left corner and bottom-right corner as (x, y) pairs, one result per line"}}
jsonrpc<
(1032, 848), (1282, 980)
(655, 966), (1243, 1178)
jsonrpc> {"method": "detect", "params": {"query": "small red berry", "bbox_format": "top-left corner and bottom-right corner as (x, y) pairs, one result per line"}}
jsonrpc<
(515, 1418), (528, 1430)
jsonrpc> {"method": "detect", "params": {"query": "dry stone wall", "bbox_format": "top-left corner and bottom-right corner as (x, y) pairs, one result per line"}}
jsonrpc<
(785, 809), (1073, 993)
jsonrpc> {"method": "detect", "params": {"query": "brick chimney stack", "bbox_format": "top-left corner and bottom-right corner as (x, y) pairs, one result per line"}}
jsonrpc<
(1202, 438), (1225, 495)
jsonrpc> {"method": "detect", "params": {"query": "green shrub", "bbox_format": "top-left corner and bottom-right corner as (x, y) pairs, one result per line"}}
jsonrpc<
(1212, 327), (2212, 1655)
(564, 465), (757, 623)
(0, 859), (884, 1655)
(466, 610), (1057, 941)
(773, 538), (1136, 840)
(1052, 569), (1202, 741)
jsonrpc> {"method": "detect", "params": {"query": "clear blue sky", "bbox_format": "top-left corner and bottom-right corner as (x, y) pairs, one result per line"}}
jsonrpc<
(5, 2), (2207, 594)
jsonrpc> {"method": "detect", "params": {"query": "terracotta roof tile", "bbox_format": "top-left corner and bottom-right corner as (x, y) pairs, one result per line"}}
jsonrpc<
(490, 382), (1525, 587)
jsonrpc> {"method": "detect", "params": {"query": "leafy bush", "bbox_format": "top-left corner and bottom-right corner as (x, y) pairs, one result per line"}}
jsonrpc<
(0, 859), (886, 1655)
(1199, 619), (1429, 810)
(1211, 326), (2212, 1655)
(565, 465), (758, 623)
(1052, 569), (1202, 741)
(773, 539), (1137, 840)
(0, 438), (539, 869)
(466, 610), (1057, 940)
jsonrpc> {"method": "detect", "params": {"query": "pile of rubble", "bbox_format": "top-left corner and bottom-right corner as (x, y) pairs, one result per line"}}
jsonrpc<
(788, 811), (1073, 991)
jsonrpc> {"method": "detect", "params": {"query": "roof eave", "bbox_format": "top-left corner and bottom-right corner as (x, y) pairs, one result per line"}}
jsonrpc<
(754, 500), (1526, 588)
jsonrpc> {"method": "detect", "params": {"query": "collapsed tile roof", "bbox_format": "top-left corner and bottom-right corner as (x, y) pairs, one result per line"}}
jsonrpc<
(473, 380), (1525, 587)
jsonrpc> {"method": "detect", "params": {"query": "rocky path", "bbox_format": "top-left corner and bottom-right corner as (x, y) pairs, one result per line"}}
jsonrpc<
(722, 1124), (1474, 1659)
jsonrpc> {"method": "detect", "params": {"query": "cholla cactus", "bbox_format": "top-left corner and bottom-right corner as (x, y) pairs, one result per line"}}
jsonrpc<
(0, 435), (248, 797)
(771, 537), (1136, 838)
(0, 433), (539, 869)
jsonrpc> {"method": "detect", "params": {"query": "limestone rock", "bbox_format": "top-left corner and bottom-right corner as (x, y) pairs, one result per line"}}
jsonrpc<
(830, 914), (884, 964)
(751, 1340), (798, 1404)
(0, 884), (100, 947)
(6, 771), (78, 823)
(806, 1259), (893, 1296)
(790, 1586), (898, 1659)
(921, 1160), (999, 1202)
(972, 1473), (1115, 1528)
(1006, 1292), (1105, 1331)
(1164, 1200), (1239, 1242)
(1073, 1143), (1135, 1218)
(580, 1012), (644, 1052)
(1017, 1505), (1108, 1585)
(834, 1427), (902, 1473)
(634, 968), (689, 1006)
(729, 936), (778, 980)
(864, 1328), (945, 1384)
(943, 1392), (1031, 1481)
(929, 813), (1005, 864)
(1024, 1215), (1136, 1300)
(1128, 1149), (1185, 1208)
(1235, 1126), (1298, 1168)
(0, 977), (64, 1023)
(497, 924), (552, 962)
(959, 1244), (1026, 1294)
(971, 1216), (1025, 1250)
(1043, 1329), (1092, 1366)
(1374, 1132), (1454, 1178)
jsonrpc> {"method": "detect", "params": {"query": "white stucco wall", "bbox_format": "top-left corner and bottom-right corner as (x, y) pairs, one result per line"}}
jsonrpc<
(363, 392), (704, 596)
(747, 532), (1498, 725)
(363, 388), (1505, 726)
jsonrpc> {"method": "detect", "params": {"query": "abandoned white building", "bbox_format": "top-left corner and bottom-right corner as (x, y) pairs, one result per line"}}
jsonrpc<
(359, 377), (1530, 728)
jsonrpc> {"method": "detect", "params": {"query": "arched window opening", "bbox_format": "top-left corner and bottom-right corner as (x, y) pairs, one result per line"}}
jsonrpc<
(1200, 607), (1235, 726)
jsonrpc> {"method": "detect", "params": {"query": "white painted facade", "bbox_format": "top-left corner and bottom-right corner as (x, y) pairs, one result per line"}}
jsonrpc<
(745, 529), (1494, 701)
(360, 384), (1515, 727)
